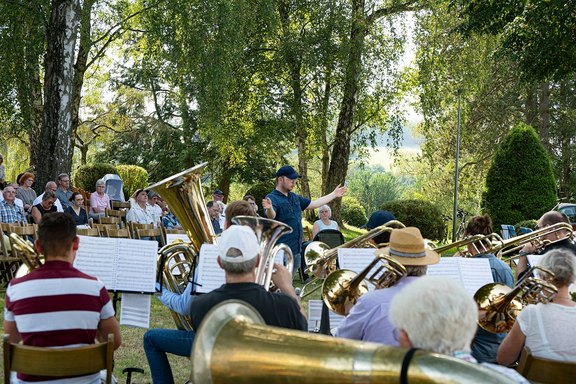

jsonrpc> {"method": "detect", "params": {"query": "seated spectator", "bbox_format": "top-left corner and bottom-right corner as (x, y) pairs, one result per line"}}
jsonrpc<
(66, 192), (89, 226)
(0, 183), (24, 210)
(56, 173), (73, 210)
(207, 200), (222, 235)
(312, 204), (339, 238)
(389, 276), (529, 383)
(89, 179), (110, 220)
(158, 199), (182, 230)
(32, 181), (63, 212)
(363, 210), (400, 246)
(147, 191), (163, 227)
(497, 249), (576, 365)
(31, 190), (58, 224)
(16, 171), (37, 214)
(0, 185), (28, 251)
(126, 189), (155, 226)
(243, 195), (260, 216)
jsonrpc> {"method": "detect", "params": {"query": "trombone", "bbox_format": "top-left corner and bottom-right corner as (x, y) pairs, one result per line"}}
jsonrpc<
(431, 233), (505, 257)
(299, 220), (405, 298)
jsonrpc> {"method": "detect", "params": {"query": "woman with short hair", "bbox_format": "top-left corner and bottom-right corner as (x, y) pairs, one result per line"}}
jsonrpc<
(16, 172), (37, 214)
(66, 192), (89, 226)
(89, 179), (111, 220)
(31, 190), (57, 224)
(312, 204), (339, 238)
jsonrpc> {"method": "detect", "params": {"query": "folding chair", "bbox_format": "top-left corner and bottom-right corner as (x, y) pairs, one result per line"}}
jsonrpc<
(129, 222), (154, 238)
(77, 227), (101, 237)
(9, 224), (39, 242)
(135, 227), (165, 247)
(105, 208), (127, 228)
(500, 224), (517, 240)
(111, 201), (131, 210)
(516, 346), (576, 384)
(313, 229), (346, 249)
(98, 216), (120, 226)
(104, 227), (132, 239)
(93, 223), (119, 237)
(3, 334), (114, 384)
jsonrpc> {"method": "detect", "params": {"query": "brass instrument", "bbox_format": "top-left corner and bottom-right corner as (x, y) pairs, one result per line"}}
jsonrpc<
(431, 233), (504, 257)
(190, 300), (516, 384)
(474, 265), (557, 333)
(322, 254), (407, 316)
(231, 215), (294, 291)
(148, 162), (216, 330)
(300, 220), (405, 298)
(11, 233), (43, 278)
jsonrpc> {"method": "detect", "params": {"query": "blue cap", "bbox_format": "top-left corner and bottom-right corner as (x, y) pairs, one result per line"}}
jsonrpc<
(363, 210), (396, 229)
(213, 189), (224, 196)
(275, 165), (301, 179)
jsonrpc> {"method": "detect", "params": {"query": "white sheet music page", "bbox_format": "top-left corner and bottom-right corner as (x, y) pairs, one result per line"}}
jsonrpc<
(528, 254), (575, 293)
(337, 248), (379, 291)
(307, 299), (345, 332)
(120, 293), (151, 328)
(115, 238), (158, 293)
(166, 233), (191, 244)
(74, 236), (118, 290)
(196, 244), (225, 293)
(427, 258), (493, 296)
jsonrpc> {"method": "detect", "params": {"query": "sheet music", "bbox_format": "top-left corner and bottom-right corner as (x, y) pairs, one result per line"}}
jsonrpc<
(337, 248), (386, 291)
(527, 254), (575, 293)
(74, 236), (157, 293)
(307, 300), (345, 332)
(196, 244), (225, 293)
(166, 233), (191, 244)
(120, 293), (151, 328)
(427, 258), (493, 296)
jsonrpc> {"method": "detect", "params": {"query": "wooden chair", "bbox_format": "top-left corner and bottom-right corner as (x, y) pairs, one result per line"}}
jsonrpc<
(3, 334), (114, 384)
(129, 222), (153, 238)
(516, 346), (576, 384)
(105, 208), (127, 228)
(0, 222), (23, 287)
(93, 223), (118, 237)
(77, 227), (101, 237)
(111, 200), (131, 210)
(135, 227), (165, 246)
(9, 224), (39, 242)
(98, 216), (120, 226)
(105, 227), (132, 239)
(163, 228), (186, 235)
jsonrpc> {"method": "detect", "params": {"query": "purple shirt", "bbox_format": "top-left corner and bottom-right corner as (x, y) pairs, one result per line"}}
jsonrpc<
(334, 276), (420, 345)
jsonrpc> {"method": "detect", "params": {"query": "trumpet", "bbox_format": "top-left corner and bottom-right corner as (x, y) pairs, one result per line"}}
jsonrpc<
(231, 215), (294, 291)
(474, 265), (557, 333)
(322, 254), (407, 315)
(300, 220), (405, 298)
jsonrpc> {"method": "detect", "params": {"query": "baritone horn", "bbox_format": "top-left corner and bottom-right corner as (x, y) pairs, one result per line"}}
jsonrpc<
(148, 162), (217, 330)
(231, 215), (293, 291)
(191, 300), (516, 384)
(10, 232), (43, 278)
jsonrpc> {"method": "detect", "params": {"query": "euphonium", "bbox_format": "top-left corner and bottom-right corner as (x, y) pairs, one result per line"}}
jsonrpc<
(300, 220), (405, 298)
(231, 215), (293, 291)
(148, 162), (216, 330)
(474, 265), (557, 333)
(11, 233), (43, 278)
(322, 253), (407, 316)
(190, 300), (516, 384)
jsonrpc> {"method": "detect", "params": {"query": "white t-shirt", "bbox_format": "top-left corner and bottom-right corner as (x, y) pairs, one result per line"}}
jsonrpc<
(518, 302), (576, 362)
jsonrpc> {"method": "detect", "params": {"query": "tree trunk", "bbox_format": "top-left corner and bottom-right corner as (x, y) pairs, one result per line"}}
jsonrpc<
(37, 0), (81, 189)
(558, 82), (572, 201)
(524, 86), (537, 128)
(538, 82), (550, 150)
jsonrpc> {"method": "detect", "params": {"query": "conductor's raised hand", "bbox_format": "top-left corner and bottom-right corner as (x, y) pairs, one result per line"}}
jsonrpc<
(262, 197), (272, 210)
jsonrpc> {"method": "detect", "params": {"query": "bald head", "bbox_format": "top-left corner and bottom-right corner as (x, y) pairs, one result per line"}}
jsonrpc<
(539, 211), (570, 227)
(45, 181), (57, 193)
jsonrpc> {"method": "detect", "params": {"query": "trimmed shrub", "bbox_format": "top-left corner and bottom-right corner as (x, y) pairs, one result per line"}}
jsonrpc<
(515, 219), (537, 235)
(483, 123), (556, 229)
(117, 165), (148, 198)
(341, 196), (367, 227)
(382, 199), (445, 241)
(73, 163), (117, 192)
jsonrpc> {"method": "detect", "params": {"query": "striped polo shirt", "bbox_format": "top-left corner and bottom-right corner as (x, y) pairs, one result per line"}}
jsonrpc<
(5, 260), (115, 383)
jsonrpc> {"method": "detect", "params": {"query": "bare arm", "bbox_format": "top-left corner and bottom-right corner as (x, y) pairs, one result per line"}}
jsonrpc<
(97, 317), (122, 350)
(262, 197), (276, 219)
(3, 320), (22, 343)
(496, 321), (526, 366)
(312, 222), (320, 239)
(31, 206), (42, 224)
(307, 185), (347, 210)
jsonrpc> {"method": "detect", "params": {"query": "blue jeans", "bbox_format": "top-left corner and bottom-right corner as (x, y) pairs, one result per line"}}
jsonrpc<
(143, 328), (195, 384)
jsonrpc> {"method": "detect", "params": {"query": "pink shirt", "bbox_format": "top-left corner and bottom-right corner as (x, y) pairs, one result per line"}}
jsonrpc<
(90, 192), (110, 213)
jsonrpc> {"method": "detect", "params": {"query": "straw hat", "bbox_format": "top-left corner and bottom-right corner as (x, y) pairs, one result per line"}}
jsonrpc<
(375, 227), (440, 266)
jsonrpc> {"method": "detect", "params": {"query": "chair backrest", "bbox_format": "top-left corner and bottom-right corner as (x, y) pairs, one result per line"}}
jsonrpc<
(9, 224), (38, 241)
(111, 201), (131, 210)
(516, 346), (576, 384)
(3, 334), (114, 384)
(313, 229), (345, 248)
(135, 227), (165, 246)
(77, 227), (101, 237)
(92, 223), (118, 236)
(500, 224), (517, 240)
(104, 227), (132, 239)
(129, 222), (154, 237)
(99, 216), (120, 225)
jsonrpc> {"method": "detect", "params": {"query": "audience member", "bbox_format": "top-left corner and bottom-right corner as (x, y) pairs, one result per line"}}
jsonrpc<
(263, 165), (346, 275)
(66, 191), (89, 226)
(0, 183), (24, 210)
(335, 227), (439, 342)
(126, 189), (155, 227)
(389, 276), (528, 383)
(16, 171), (37, 214)
(56, 173), (73, 210)
(147, 191), (163, 227)
(31, 190), (57, 224)
(4, 213), (121, 383)
(0, 153), (5, 189)
(32, 181), (63, 212)
(363, 210), (400, 246)
(312, 204), (339, 238)
(497, 249), (576, 365)
(464, 214), (515, 363)
(0, 185), (28, 224)
(243, 195), (260, 216)
(159, 200), (181, 230)
(213, 189), (226, 228)
(89, 179), (111, 220)
(207, 200), (222, 235)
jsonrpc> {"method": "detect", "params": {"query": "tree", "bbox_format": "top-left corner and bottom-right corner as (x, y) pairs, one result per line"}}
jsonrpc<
(483, 123), (557, 228)
(347, 165), (408, 215)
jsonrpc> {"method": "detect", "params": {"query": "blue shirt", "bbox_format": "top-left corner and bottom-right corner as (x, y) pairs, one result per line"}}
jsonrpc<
(266, 189), (311, 256)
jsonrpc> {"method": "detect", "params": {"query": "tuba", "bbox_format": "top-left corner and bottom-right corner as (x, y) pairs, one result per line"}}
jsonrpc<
(11, 233), (43, 278)
(148, 162), (216, 330)
(231, 215), (293, 291)
(190, 300), (516, 384)
(300, 220), (405, 298)
(474, 265), (557, 333)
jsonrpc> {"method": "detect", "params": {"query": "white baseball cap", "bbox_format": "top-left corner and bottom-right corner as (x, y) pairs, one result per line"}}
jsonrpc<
(218, 225), (260, 263)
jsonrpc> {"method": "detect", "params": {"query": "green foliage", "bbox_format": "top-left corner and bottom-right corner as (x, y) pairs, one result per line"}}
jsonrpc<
(116, 165), (148, 198)
(73, 163), (118, 191)
(245, 181), (275, 210)
(483, 123), (557, 228)
(382, 199), (445, 241)
(341, 196), (367, 227)
(515, 219), (537, 235)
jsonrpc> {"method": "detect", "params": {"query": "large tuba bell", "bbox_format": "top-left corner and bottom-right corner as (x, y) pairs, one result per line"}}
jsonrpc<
(231, 215), (294, 291)
(148, 162), (216, 330)
(190, 300), (516, 384)
(474, 265), (558, 333)
(11, 233), (43, 278)
(300, 220), (405, 298)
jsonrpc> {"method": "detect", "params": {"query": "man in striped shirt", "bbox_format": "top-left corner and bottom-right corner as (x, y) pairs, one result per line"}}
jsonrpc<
(4, 212), (121, 383)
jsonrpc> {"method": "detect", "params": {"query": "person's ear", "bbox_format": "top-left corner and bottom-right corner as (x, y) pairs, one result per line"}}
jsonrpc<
(72, 236), (80, 251)
(34, 239), (43, 254)
(217, 256), (223, 269)
(398, 329), (413, 349)
(254, 254), (261, 267)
